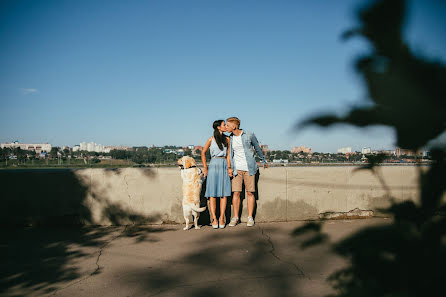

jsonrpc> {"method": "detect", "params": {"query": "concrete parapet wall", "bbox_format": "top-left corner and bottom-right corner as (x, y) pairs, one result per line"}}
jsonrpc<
(1, 166), (431, 225)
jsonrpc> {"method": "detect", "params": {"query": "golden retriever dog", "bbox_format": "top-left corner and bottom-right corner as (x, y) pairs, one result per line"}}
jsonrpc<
(177, 156), (206, 230)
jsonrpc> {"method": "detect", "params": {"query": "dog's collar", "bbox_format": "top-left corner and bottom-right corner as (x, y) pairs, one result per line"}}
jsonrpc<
(180, 165), (197, 170)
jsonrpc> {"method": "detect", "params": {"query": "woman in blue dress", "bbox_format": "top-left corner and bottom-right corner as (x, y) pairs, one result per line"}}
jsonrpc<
(201, 120), (233, 229)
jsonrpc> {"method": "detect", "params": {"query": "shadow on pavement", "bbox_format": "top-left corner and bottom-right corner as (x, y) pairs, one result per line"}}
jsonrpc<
(0, 169), (172, 295)
(127, 224), (336, 297)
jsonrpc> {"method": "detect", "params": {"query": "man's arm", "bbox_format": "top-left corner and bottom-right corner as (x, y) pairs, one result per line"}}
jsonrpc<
(226, 137), (233, 177)
(250, 133), (267, 165)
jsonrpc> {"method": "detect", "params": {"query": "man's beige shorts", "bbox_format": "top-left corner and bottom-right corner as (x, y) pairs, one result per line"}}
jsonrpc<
(232, 170), (255, 192)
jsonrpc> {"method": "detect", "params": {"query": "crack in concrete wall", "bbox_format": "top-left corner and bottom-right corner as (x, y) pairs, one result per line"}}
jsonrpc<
(123, 173), (133, 202)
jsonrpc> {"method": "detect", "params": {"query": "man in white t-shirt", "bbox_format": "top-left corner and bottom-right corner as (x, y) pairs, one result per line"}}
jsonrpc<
(225, 117), (268, 227)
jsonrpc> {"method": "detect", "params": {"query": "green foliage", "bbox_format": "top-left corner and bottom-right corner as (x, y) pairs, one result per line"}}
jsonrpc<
(294, 1), (446, 296)
(110, 147), (183, 164)
(50, 147), (60, 157)
(183, 148), (192, 156)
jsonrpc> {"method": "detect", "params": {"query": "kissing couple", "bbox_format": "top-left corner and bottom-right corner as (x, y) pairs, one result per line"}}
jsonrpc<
(201, 117), (268, 229)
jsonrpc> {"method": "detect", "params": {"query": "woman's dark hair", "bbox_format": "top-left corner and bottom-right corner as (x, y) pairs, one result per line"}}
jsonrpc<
(213, 120), (227, 150)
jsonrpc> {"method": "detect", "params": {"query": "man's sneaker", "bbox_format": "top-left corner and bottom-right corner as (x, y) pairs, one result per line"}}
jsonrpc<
(228, 217), (239, 227)
(247, 216), (255, 227)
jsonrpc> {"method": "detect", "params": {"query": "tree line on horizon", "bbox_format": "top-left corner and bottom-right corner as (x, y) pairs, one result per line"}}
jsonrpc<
(1, 145), (430, 167)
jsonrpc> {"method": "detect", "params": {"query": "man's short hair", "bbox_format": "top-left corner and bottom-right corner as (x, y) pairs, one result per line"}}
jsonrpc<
(226, 117), (240, 128)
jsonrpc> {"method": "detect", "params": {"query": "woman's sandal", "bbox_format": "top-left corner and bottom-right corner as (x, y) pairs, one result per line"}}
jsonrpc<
(212, 219), (218, 229)
(219, 219), (226, 229)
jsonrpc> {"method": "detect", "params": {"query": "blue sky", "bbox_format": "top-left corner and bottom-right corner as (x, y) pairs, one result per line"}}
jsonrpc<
(1, 0), (445, 152)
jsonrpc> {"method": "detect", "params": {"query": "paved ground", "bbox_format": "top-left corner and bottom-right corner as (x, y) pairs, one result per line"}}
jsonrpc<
(1, 218), (389, 297)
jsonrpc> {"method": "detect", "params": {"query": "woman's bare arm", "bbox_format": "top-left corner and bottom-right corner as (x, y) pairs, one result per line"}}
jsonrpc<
(201, 137), (212, 177)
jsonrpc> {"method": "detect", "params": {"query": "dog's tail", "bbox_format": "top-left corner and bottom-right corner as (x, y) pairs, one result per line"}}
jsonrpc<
(189, 204), (207, 213)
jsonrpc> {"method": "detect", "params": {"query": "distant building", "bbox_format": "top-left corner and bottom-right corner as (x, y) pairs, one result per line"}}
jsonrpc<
(96, 144), (105, 152)
(163, 148), (180, 154)
(260, 144), (270, 154)
(396, 147), (415, 157)
(381, 150), (396, 156)
(73, 145), (80, 152)
(108, 145), (130, 151)
(361, 147), (371, 154)
(186, 145), (195, 150)
(87, 142), (94, 152)
(77, 141), (110, 153)
(292, 146), (312, 154)
(273, 159), (289, 164)
(337, 147), (352, 154)
(1, 141), (51, 154)
(192, 146), (203, 156)
(370, 149), (394, 155)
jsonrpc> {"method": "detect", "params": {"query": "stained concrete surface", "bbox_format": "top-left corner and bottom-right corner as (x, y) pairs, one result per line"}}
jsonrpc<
(1, 167), (425, 225)
(1, 218), (389, 297)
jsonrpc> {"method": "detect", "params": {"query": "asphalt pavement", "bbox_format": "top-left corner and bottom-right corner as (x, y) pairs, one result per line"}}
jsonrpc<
(1, 218), (389, 297)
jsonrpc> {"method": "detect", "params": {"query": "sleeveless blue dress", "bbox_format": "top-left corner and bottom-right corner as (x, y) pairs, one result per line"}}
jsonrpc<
(205, 138), (232, 198)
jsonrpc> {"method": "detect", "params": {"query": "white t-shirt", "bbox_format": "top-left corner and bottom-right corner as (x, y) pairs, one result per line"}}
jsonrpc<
(232, 134), (249, 171)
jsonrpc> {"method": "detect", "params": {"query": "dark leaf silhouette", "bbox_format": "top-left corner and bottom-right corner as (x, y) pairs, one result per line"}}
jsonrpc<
(300, 0), (446, 152)
(294, 0), (446, 296)
(291, 221), (322, 236)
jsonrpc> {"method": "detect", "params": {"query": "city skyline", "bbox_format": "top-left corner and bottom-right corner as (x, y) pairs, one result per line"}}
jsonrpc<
(1, 0), (445, 152)
(1, 139), (404, 154)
